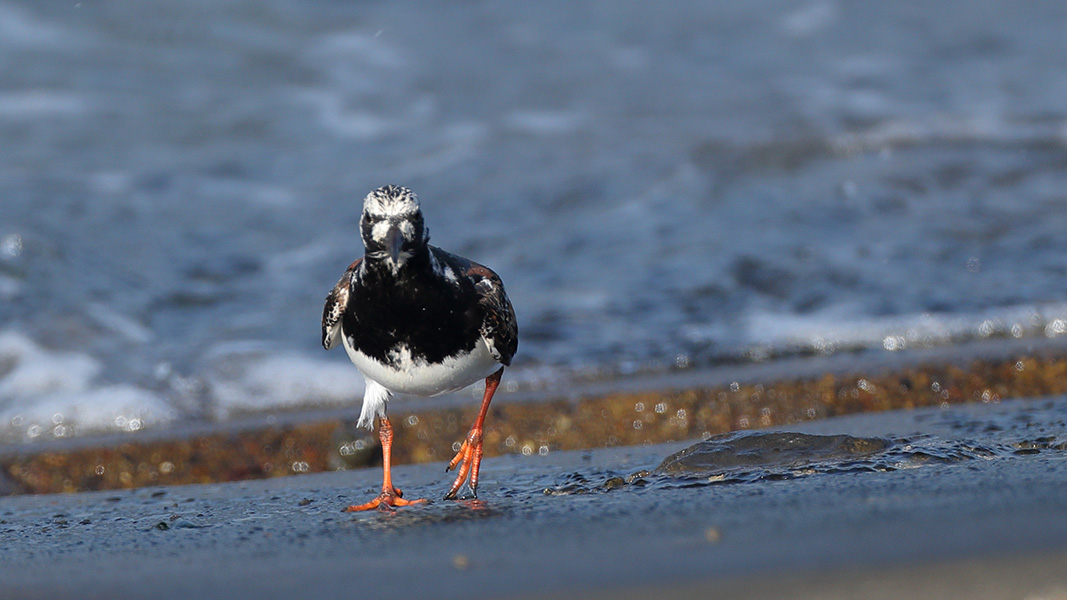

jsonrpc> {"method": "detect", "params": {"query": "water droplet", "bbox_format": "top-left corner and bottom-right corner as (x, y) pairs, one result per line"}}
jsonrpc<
(504, 436), (516, 448)
(538, 445), (549, 456)
(633, 420), (643, 430)
(634, 402), (645, 412)
(1045, 319), (1067, 337)
(521, 445), (533, 456)
(654, 403), (667, 414)
(95, 465), (105, 475)
(1, 234), (22, 259)
(977, 319), (998, 337)
(729, 382), (740, 392)
(159, 461), (174, 474)
(406, 415), (419, 426)
(883, 335), (905, 351)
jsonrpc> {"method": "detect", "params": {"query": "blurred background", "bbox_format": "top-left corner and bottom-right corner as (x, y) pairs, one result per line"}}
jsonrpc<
(2, 0), (1067, 443)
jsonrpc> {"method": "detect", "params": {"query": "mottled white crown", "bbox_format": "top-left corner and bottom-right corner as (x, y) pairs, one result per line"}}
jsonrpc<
(362, 185), (420, 218)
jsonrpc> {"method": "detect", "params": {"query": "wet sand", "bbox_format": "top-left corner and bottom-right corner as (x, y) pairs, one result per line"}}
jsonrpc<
(3, 393), (1067, 599)
(6, 337), (1067, 495)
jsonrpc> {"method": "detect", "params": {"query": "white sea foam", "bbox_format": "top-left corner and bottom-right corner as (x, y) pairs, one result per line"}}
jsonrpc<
(0, 331), (172, 441)
(208, 352), (364, 419)
(0, 386), (174, 440)
(0, 331), (101, 398)
(735, 303), (1067, 357)
(292, 89), (399, 140)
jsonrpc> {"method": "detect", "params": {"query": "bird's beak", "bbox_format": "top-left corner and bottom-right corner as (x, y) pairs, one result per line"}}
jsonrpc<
(386, 225), (403, 264)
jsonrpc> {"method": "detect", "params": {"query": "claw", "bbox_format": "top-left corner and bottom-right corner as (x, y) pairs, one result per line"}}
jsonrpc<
(443, 368), (502, 501)
(444, 429), (483, 500)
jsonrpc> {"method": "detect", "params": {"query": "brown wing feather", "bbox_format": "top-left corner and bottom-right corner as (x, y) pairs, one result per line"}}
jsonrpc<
(321, 259), (361, 350)
(465, 262), (518, 366)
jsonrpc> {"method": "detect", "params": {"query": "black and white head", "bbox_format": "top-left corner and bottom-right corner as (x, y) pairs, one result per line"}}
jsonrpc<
(360, 185), (429, 272)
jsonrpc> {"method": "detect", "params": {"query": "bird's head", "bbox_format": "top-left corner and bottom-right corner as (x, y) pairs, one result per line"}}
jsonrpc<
(360, 185), (429, 272)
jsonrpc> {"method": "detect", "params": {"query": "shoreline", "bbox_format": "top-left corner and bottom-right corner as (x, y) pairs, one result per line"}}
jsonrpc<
(5, 337), (1067, 496)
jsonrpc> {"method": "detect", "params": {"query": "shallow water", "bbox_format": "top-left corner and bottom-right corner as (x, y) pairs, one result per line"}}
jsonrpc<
(3, 1), (1067, 440)
(540, 395), (1067, 495)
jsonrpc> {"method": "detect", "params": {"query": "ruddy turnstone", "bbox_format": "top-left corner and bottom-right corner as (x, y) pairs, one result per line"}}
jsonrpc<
(322, 185), (518, 511)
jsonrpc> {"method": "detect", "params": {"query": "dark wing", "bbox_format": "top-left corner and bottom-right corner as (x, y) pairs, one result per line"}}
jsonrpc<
(322, 259), (361, 350)
(464, 262), (518, 366)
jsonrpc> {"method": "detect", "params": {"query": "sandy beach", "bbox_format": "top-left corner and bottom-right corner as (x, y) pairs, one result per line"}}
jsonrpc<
(4, 394), (1067, 599)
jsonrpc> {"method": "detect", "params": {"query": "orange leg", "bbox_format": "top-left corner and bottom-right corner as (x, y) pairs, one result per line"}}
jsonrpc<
(445, 367), (503, 500)
(345, 416), (426, 512)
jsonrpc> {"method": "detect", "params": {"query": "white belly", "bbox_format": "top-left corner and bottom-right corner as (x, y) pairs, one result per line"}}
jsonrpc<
(342, 336), (499, 397)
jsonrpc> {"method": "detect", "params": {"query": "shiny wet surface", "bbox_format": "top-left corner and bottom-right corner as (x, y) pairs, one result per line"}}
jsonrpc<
(6, 345), (1067, 496)
(2, 396), (1067, 599)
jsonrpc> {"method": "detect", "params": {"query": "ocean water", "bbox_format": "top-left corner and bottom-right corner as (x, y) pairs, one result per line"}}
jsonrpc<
(2, 1), (1067, 441)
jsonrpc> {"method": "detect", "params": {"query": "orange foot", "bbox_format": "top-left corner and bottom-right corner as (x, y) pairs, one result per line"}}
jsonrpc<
(444, 428), (484, 500)
(344, 487), (427, 512)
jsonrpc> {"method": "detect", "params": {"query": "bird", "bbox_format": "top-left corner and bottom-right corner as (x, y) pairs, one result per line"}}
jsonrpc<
(322, 185), (518, 511)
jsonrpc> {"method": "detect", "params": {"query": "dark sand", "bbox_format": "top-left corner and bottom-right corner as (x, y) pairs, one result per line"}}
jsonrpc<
(3, 395), (1067, 599)
(7, 337), (1067, 496)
